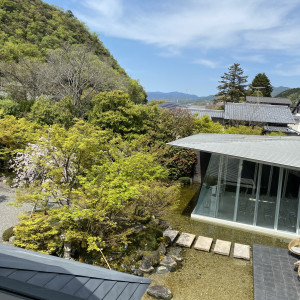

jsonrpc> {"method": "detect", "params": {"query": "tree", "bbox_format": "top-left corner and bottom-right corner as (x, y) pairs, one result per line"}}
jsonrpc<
(43, 45), (128, 108)
(216, 63), (248, 103)
(250, 73), (273, 97)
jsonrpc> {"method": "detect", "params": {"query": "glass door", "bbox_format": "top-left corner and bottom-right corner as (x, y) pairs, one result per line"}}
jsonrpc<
(236, 160), (259, 225)
(256, 165), (279, 229)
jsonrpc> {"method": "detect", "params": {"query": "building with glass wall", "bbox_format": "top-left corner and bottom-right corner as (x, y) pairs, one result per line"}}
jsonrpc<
(168, 134), (300, 237)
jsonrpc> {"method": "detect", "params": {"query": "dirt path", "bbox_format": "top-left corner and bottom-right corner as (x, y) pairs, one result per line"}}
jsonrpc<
(0, 179), (32, 240)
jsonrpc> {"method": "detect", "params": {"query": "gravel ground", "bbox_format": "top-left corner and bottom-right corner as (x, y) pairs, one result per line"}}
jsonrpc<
(0, 179), (32, 241)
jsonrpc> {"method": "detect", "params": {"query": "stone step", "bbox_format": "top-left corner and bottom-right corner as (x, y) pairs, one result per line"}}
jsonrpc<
(176, 232), (196, 248)
(233, 243), (251, 260)
(163, 228), (179, 243)
(213, 239), (231, 256)
(194, 236), (213, 252)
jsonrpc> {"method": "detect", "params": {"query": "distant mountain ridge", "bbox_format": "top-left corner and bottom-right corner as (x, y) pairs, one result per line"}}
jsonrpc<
(271, 86), (290, 97)
(276, 88), (300, 105)
(147, 91), (214, 104)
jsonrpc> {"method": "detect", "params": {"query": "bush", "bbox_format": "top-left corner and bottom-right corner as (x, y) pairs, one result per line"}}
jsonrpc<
(2, 226), (14, 241)
(179, 177), (191, 185)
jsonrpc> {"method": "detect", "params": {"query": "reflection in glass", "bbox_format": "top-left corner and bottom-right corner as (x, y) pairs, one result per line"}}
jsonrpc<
(194, 154), (220, 217)
(236, 160), (258, 225)
(217, 156), (240, 221)
(278, 170), (300, 233)
(256, 166), (279, 229)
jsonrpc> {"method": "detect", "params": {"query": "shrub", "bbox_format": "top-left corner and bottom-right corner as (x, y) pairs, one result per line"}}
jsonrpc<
(2, 226), (14, 241)
(179, 177), (191, 185)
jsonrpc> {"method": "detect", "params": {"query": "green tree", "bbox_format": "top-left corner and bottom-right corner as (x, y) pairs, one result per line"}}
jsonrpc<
(216, 63), (248, 103)
(250, 73), (273, 97)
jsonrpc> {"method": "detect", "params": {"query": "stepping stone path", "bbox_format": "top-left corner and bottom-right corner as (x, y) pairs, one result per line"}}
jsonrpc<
(194, 236), (213, 252)
(233, 243), (251, 260)
(176, 232), (195, 248)
(163, 228), (179, 243)
(214, 239), (231, 256)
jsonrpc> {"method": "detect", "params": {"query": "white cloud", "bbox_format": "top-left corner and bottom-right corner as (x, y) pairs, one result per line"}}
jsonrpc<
(75, 0), (300, 54)
(234, 54), (267, 64)
(274, 64), (300, 77)
(194, 59), (219, 68)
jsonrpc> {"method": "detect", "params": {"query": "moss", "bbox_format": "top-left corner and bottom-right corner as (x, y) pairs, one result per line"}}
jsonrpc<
(133, 225), (163, 251)
(2, 226), (14, 241)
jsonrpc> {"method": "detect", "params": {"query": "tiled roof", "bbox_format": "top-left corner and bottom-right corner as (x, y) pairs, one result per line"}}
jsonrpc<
(168, 133), (300, 169)
(0, 244), (151, 300)
(224, 102), (295, 124)
(246, 96), (291, 106)
(263, 126), (292, 133)
(187, 108), (224, 119)
(158, 102), (183, 109)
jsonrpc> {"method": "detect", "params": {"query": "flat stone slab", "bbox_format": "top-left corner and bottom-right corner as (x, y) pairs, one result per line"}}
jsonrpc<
(176, 232), (196, 248)
(163, 229), (179, 243)
(233, 243), (251, 260)
(213, 239), (231, 256)
(194, 236), (213, 252)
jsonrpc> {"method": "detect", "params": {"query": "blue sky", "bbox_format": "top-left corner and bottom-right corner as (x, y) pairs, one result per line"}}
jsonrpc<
(44, 0), (300, 96)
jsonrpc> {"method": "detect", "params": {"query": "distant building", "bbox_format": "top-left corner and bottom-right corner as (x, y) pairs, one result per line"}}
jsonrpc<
(159, 101), (299, 135)
(246, 96), (292, 107)
(0, 244), (151, 300)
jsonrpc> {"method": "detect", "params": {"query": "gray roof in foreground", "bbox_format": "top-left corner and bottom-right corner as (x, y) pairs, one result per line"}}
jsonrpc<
(224, 102), (295, 124)
(0, 244), (151, 300)
(246, 96), (292, 106)
(168, 134), (300, 169)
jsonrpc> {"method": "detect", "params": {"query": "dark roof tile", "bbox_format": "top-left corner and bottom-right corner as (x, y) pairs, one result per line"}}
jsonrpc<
(246, 96), (291, 105)
(224, 102), (295, 124)
(0, 244), (151, 300)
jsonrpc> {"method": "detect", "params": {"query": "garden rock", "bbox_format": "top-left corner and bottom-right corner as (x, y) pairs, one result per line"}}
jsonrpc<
(139, 259), (154, 273)
(160, 255), (177, 271)
(169, 247), (183, 262)
(8, 236), (16, 243)
(158, 243), (167, 256)
(156, 266), (169, 274)
(147, 285), (173, 300)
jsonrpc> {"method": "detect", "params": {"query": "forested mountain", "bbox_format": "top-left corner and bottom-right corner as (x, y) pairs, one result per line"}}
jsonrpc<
(0, 0), (147, 104)
(147, 91), (214, 104)
(276, 88), (300, 105)
(0, 0), (119, 70)
(271, 86), (290, 97)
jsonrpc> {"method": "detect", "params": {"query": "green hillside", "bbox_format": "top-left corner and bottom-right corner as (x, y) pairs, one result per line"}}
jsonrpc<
(0, 0), (121, 71)
(0, 0), (147, 104)
(276, 88), (300, 105)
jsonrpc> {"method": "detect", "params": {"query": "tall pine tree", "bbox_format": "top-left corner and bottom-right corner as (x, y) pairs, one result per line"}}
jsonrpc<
(251, 73), (273, 97)
(216, 63), (248, 103)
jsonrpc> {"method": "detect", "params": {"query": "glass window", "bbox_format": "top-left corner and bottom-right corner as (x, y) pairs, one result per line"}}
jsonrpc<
(236, 160), (258, 225)
(194, 154), (220, 217)
(278, 169), (300, 233)
(217, 156), (240, 221)
(256, 166), (279, 229)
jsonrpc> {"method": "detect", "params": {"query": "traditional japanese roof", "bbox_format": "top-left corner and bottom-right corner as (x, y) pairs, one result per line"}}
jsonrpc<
(158, 102), (183, 109)
(188, 108), (224, 119)
(263, 126), (299, 134)
(168, 133), (300, 169)
(0, 244), (151, 300)
(246, 96), (292, 106)
(224, 102), (295, 124)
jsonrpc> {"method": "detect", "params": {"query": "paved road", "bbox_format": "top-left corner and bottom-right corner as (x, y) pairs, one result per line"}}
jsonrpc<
(0, 179), (32, 241)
